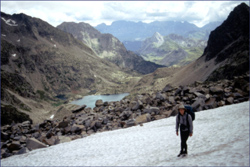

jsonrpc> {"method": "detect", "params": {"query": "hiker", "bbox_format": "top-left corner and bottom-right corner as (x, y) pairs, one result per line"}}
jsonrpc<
(176, 104), (193, 157)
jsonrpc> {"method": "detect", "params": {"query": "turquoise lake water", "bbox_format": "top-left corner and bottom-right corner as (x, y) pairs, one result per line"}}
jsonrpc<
(71, 93), (129, 108)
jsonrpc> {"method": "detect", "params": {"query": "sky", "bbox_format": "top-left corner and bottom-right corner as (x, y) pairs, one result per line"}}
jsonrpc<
(1, 1), (249, 28)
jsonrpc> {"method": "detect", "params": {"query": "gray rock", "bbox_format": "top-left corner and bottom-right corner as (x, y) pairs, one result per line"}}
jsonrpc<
(168, 96), (176, 104)
(95, 100), (104, 107)
(58, 121), (69, 128)
(210, 86), (224, 94)
(162, 84), (173, 92)
(126, 119), (136, 127)
(135, 114), (151, 124)
(192, 97), (205, 112)
(16, 147), (29, 155)
(142, 107), (160, 115)
(26, 138), (47, 151)
(226, 97), (234, 104)
(72, 105), (86, 113)
(7, 141), (21, 151)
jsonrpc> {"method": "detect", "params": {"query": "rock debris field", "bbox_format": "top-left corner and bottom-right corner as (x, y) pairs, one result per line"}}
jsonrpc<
(1, 101), (249, 166)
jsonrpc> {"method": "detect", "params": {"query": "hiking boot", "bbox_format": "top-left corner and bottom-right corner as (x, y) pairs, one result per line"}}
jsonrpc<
(183, 151), (188, 155)
(177, 152), (183, 157)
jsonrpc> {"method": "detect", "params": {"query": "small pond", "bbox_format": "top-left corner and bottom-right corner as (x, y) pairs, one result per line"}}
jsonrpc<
(71, 93), (129, 109)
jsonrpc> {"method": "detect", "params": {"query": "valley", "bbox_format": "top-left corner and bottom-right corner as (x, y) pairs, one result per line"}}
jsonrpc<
(0, 2), (249, 159)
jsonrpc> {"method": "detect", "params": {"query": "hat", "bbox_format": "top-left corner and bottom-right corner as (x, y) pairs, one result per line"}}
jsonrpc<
(178, 104), (186, 110)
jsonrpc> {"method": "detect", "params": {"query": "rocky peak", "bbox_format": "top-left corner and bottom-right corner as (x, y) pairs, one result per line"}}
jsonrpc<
(148, 32), (164, 47)
(202, 2), (249, 62)
(57, 22), (163, 74)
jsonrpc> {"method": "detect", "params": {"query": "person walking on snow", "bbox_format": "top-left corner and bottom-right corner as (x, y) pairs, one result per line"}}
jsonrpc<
(176, 104), (193, 157)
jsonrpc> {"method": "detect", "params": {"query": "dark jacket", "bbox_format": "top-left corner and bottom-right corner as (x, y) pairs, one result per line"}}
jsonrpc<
(176, 112), (193, 133)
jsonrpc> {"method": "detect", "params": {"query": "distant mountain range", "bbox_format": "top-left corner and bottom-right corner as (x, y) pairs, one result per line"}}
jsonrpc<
(95, 20), (222, 51)
(137, 32), (207, 67)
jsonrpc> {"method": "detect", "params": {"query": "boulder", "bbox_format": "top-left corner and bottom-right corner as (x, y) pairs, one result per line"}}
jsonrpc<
(42, 136), (59, 146)
(71, 124), (85, 134)
(26, 138), (47, 151)
(58, 136), (71, 144)
(209, 86), (224, 94)
(142, 107), (160, 115)
(155, 92), (166, 101)
(135, 114), (151, 124)
(131, 100), (143, 111)
(205, 97), (217, 109)
(21, 121), (31, 127)
(72, 105), (86, 113)
(95, 100), (104, 107)
(125, 119), (136, 127)
(226, 97), (234, 104)
(162, 84), (173, 92)
(19, 136), (27, 143)
(168, 96), (176, 104)
(120, 110), (132, 120)
(16, 147), (29, 155)
(75, 95), (83, 100)
(192, 97), (205, 112)
(58, 121), (69, 128)
(162, 110), (173, 117)
(7, 141), (21, 152)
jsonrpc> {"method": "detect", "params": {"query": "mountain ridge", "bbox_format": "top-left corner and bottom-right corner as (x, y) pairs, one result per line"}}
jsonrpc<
(57, 22), (164, 74)
(138, 33), (207, 67)
(1, 12), (140, 124)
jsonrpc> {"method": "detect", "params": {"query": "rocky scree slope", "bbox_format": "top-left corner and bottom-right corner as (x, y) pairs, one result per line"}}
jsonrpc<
(1, 74), (249, 159)
(57, 22), (164, 75)
(1, 12), (138, 124)
(138, 32), (207, 67)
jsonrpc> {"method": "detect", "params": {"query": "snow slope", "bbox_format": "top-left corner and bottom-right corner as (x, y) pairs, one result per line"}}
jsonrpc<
(1, 101), (249, 166)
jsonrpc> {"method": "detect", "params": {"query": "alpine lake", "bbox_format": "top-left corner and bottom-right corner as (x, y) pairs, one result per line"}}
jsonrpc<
(70, 93), (129, 108)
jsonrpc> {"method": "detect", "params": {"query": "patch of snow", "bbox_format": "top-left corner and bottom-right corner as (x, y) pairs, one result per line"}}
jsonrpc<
(51, 38), (53, 41)
(94, 75), (97, 78)
(2, 34), (6, 37)
(17, 39), (20, 42)
(1, 17), (18, 26)
(1, 101), (249, 166)
(12, 54), (16, 57)
(53, 44), (56, 48)
(50, 115), (54, 119)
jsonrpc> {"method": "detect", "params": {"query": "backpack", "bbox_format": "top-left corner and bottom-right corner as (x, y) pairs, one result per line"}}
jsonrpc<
(184, 105), (195, 121)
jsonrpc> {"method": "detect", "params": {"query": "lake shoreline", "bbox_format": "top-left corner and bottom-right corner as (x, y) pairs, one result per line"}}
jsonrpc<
(70, 93), (130, 108)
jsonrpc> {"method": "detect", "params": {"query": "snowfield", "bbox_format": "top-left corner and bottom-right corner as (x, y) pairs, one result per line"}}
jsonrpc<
(1, 101), (249, 166)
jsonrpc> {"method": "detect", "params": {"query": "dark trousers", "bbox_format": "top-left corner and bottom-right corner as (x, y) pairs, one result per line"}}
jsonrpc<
(180, 130), (189, 154)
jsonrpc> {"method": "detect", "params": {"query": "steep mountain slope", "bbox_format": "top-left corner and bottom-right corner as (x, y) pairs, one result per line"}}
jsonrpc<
(0, 12), (139, 123)
(202, 3), (249, 81)
(138, 33), (206, 67)
(57, 22), (163, 74)
(131, 3), (249, 91)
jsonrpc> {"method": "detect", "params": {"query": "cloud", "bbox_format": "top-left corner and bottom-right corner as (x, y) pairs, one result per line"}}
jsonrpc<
(1, 1), (249, 27)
